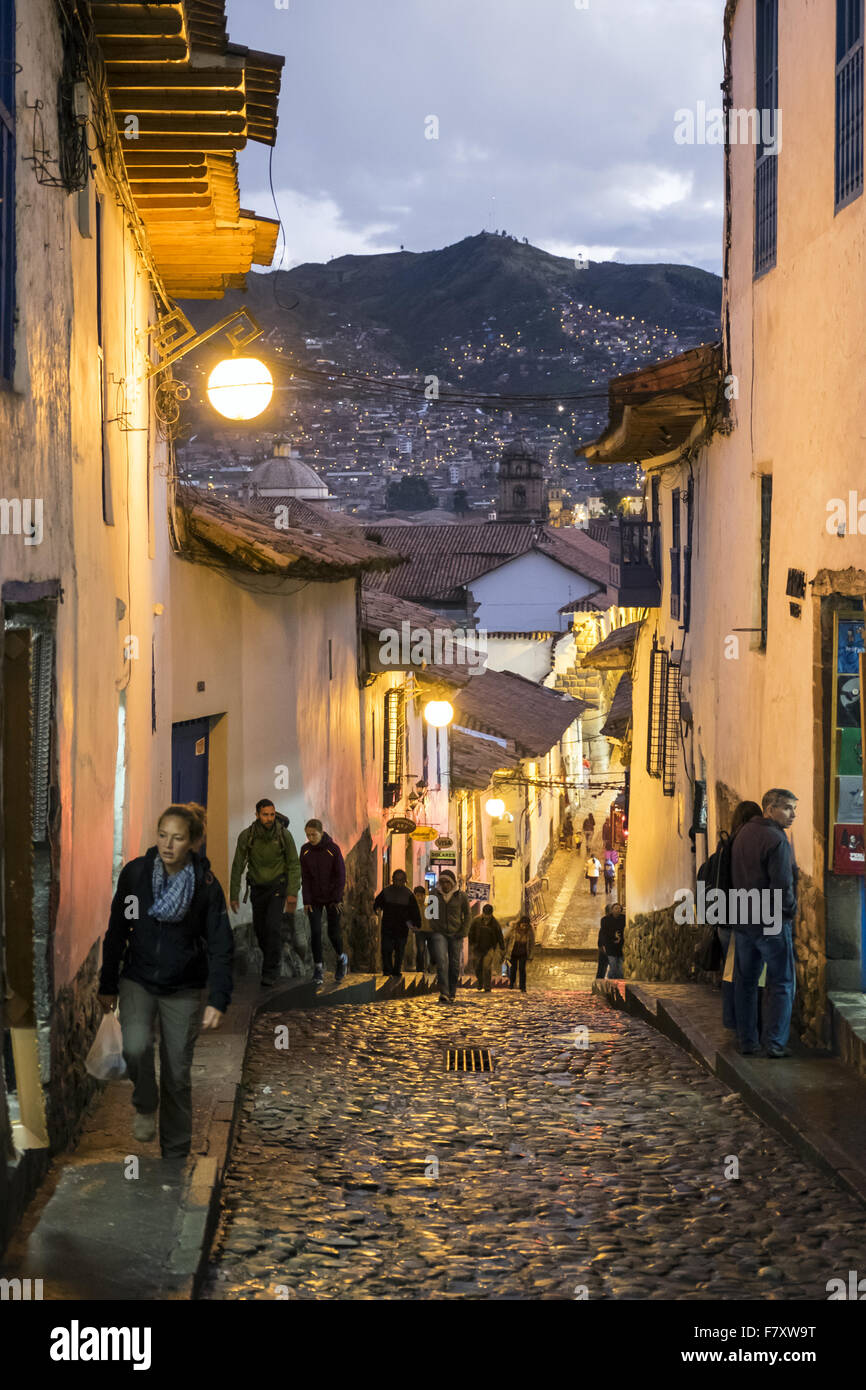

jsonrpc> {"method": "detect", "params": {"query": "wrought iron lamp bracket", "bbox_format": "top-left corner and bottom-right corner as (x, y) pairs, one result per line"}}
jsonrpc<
(141, 306), (263, 380)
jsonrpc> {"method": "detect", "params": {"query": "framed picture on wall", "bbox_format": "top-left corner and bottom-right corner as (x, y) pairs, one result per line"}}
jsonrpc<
(833, 824), (866, 874)
(836, 776), (865, 824)
(838, 727), (863, 777)
(837, 620), (866, 675)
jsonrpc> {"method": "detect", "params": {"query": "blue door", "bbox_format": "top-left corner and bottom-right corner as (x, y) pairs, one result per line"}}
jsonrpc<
(171, 718), (210, 807)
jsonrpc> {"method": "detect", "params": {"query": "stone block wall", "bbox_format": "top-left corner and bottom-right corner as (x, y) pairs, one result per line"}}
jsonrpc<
(623, 904), (698, 982)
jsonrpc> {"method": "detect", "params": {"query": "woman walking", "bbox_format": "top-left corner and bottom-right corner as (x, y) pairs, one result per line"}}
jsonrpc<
(508, 915), (535, 992)
(97, 804), (233, 1159)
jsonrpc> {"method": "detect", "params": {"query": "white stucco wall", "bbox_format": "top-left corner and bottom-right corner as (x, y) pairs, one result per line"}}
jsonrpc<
(468, 551), (597, 635)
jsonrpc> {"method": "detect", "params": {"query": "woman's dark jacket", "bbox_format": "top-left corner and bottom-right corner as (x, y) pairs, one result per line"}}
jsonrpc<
(299, 833), (346, 906)
(99, 847), (234, 1012)
(598, 913), (625, 957)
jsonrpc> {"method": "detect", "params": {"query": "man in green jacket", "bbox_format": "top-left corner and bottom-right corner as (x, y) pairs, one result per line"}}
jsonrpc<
(230, 799), (300, 987)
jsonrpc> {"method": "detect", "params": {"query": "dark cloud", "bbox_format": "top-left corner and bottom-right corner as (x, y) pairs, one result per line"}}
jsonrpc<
(233, 0), (723, 271)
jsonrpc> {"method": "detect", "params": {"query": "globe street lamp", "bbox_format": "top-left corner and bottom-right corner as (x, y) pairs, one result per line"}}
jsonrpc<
(485, 797), (506, 819)
(424, 700), (454, 728)
(206, 356), (274, 421)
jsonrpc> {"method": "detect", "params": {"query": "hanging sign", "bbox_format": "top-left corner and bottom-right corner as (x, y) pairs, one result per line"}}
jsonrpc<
(435, 836), (453, 849)
(467, 881), (491, 902)
(387, 816), (417, 835)
(430, 850), (457, 865)
(410, 825), (438, 841)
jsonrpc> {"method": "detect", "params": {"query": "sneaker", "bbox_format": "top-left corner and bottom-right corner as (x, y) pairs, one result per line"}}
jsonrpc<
(133, 1111), (156, 1143)
(737, 1044), (761, 1056)
(436, 995), (450, 1005)
(261, 972), (278, 988)
(335, 953), (349, 983)
(313, 963), (324, 986)
(766, 1046), (793, 1058)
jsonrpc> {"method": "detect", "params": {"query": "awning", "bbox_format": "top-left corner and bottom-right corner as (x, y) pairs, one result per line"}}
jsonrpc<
(580, 620), (642, 670)
(449, 729), (519, 791)
(600, 673), (632, 740)
(90, 1), (284, 298)
(583, 343), (722, 465)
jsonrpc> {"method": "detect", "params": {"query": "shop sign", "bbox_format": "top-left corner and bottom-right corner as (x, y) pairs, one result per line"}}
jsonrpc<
(387, 816), (417, 835)
(435, 836), (453, 849)
(430, 850), (457, 865)
(467, 881), (491, 901)
(410, 825), (439, 842)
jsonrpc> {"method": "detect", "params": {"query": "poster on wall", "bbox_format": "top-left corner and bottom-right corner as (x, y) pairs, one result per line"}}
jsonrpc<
(829, 607), (866, 875)
(833, 824), (866, 874)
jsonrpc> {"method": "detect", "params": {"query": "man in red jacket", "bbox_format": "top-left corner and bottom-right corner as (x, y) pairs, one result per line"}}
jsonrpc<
(299, 819), (348, 985)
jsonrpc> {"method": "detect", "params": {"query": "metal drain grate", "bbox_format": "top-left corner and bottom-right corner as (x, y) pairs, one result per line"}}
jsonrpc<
(446, 1047), (494, 1073)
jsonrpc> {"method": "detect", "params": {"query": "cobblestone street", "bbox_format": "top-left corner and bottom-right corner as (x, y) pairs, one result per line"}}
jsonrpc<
(202, 987), (866, 1300)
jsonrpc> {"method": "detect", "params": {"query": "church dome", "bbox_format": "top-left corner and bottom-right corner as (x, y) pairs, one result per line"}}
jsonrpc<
(247, 444), (330, 498)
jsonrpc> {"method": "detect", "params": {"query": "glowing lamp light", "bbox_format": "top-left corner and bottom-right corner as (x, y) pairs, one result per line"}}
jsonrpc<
(206, 356), (273, 420)
(485, 797), (506, 818)
(424, 700), (454, 728)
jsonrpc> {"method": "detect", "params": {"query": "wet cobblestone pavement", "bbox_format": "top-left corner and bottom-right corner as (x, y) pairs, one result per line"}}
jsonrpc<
(202, 990), (866, 1300)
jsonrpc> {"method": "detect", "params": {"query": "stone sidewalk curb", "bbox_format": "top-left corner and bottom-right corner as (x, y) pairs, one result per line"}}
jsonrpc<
(183, 970), (441, 1298)
(593, 977), (866, 1210)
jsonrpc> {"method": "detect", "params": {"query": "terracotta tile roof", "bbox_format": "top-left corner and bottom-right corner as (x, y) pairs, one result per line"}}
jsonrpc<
(360, 589), (479, 686)
(585, 343), (722, 464)
(362, 522), (611, 601)
(453, 668), (587, 758)
(449, 728), (519, 791)
(600, 673), (633, 739)
(175, 487), (405, 579)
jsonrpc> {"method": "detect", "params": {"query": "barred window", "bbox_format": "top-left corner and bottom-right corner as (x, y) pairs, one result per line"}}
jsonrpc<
(0, 0), (16, 384)
(662, 663), (681, 797)
(647, 646), (668, 779)
(836, 0), (864, 210)
(383, 688), (405, 808)
(754, 0), (779, 276)
(670, 488), (681, 621)
(759, 474), (773, 649)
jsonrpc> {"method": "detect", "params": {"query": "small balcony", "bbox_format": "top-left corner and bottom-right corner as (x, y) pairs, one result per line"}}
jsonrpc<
(608, 519), (661, 608)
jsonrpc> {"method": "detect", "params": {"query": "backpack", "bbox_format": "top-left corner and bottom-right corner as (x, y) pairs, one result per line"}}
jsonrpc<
(238, 815), (292, 898)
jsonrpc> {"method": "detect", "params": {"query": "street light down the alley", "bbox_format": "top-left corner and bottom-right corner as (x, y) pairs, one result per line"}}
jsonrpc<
(424, 700), (454, 728)
(485, 797), (506, 818)
(206, 356), (274, 420)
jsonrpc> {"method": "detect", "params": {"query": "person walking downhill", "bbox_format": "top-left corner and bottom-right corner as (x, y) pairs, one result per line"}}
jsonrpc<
(730, 788), (799, 1058)
(427, 870), (470, 1004)
(230, 799), (300, 988)
(597, 902), (625, 980)
(97, 804), (233, 1160)
(413, 884), (434, 972)
(603, 855), (616, 896)
(469, 904), (506, 992)
(508, 915), (535, 992)
(374, 869), (421, 977)
(582, 813), (595, 853)
(299, 819), (348, 985)
(585, 854), (601, 895)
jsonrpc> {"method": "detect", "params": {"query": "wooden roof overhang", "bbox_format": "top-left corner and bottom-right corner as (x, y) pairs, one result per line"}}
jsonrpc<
(584, 343), (723, 466)
(89, 2), (283, 298)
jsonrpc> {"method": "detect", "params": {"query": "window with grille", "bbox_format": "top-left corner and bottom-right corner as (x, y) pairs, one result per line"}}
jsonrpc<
(682, 489), (693, 632)
(754, 0), (779, 276)
(662, 663), (681, 797)
(836, 0), (864, 210)
(647, 646), (668, 779)
(382, 688), (405, 807)
(759, 475), (773, 649)
(0, 0), (15, 384)
(670, 489), (681, 621)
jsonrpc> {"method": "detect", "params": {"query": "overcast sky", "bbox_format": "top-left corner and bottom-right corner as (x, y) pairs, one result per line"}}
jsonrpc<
(231, 0), (725, 274)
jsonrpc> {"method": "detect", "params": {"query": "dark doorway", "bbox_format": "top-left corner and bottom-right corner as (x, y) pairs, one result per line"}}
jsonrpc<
(171, 718), (210, 807)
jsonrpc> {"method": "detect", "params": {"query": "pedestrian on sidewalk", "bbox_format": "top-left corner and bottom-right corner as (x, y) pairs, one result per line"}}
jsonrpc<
(603, 856), (616, 896)
(230, 799), (300, 988)
(730, 788), (799, 1059)
(97, 803), (233, 1159)
(597, 902), (625, 980)
(469, 904), (506, 991)
(699, 799), (762, 1032)
(507, 915), (535, 992)
(585, 854), (601, 895)
(374, 869), (421, 977)
(300, 819), (348, 986)
(412, 884), (434, 971)
(427, 870), (470, 1004)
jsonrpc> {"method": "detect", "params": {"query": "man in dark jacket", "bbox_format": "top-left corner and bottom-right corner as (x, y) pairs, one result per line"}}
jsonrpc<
(730, 787), (798, 1058)
(597, 902), (625, 980)
(427, 870), (470, 1004)
(469, 904), (505, 991)
(374, 869), (421, 976)
(299, 819), (347, 985)
(97, 806), (233, 1159)
(230, 799), (300, 987)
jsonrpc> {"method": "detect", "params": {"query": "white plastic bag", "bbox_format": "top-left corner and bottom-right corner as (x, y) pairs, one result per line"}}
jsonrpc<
(85, 1010), (128, 1081)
